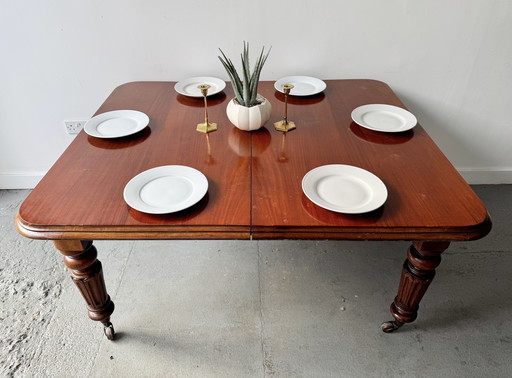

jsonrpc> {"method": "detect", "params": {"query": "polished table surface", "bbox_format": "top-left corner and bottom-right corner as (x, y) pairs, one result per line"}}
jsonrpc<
(16, 80), (492, 337)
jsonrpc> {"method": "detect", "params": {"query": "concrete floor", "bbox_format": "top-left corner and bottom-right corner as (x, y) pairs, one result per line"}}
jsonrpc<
(1, 186), (511, 377)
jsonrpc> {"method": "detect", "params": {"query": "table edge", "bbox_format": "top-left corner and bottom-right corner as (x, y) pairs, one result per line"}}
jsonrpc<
(16, 212), (492, 242)
(15, 213), (251, 240)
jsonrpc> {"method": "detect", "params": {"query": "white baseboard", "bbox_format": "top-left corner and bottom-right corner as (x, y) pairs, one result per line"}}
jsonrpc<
(1, 168), (511, 190)
(457, 167), (512, 185)
(0, 172), (45, 189)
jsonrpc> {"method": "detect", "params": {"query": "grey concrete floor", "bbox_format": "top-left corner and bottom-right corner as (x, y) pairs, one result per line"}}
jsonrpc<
(1, 186), (511, 377)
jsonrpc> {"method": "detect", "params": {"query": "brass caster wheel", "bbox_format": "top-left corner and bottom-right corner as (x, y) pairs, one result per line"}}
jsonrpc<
(381, 320), (403, 333)
(103, 322), (115, 340)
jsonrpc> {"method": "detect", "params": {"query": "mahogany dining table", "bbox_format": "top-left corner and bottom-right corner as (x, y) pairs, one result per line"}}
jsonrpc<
(15, 79), (492, 340)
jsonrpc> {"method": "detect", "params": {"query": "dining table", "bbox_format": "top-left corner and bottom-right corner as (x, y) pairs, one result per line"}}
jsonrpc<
(15, 79), (492, 340)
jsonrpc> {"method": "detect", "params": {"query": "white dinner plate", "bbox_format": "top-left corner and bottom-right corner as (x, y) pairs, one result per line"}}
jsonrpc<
(84, 110), (149, 138)
(274, 76), (327, 96)
(174, 76), (226, 97)
(123, 165), (208, 214)
(351, 104), (417, 132)
(302, 164), (387, 214)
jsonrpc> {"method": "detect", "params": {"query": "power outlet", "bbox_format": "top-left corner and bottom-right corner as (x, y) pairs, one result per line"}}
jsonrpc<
(64, 120), (87, 134)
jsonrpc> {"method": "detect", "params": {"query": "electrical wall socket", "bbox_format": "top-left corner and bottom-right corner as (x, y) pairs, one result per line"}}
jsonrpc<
(64, 120), (87, 134)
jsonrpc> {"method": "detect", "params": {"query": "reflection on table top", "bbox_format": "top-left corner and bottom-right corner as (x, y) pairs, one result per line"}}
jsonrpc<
(16, 80), (491, 242)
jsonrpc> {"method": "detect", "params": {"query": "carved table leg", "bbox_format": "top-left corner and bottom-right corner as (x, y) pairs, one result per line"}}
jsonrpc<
(381, 241), (450, 333)
(53, 240), (115, 340)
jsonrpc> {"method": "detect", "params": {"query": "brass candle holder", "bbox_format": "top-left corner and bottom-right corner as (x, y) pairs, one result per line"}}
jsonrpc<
(274, 83), (296, 132)
(196, 84), (218, 133)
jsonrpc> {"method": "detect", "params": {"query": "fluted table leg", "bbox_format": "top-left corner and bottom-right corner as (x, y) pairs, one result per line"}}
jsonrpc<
(53, 240), (115, 340)
(381, 241), (450, 333)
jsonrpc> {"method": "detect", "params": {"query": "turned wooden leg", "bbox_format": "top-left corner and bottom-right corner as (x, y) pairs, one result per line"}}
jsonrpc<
(53, 240), (116, 340)
(381, 241), (450, 333)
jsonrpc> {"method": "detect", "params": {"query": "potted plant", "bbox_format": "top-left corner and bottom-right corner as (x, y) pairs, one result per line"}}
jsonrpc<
(218, 42), (272, 131)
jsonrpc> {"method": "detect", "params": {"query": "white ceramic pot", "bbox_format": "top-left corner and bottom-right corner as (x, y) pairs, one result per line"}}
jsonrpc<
(226, 95), (272, 131)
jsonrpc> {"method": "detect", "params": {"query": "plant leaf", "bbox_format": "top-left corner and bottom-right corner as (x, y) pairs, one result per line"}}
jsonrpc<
(218, 49), (244, 104)
(218, 42), (271, 107)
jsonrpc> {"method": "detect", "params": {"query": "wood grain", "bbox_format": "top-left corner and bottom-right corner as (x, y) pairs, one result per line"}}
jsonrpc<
(17, 82), (251, 239)
(16, 80), (491, 241)
(53, 240), (114, 324)
(251, 80), (491, 240)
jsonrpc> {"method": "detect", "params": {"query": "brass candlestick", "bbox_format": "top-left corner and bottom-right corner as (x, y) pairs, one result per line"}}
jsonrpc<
(196, 84), (218, 133)
(274, 83), (296, 132)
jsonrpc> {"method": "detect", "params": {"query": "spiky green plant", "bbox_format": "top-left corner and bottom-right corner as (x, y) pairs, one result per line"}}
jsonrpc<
(218, 42), (271, 107)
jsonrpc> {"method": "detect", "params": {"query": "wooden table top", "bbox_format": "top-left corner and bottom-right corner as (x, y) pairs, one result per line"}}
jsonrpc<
(16, 80), (491, 241)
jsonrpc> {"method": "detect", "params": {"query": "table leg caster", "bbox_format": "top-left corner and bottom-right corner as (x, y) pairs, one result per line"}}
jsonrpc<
(103, 321), (115, 340)
(381, 320), (403, 333)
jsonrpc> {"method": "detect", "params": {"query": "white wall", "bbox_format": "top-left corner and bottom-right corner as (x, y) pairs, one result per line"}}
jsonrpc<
(1, 0), (511, 188)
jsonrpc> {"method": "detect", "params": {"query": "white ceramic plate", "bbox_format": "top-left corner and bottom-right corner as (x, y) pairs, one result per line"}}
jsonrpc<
(84, 110), (149, 138)
(123, 165), (208, 214)
(302, 164), (387, 214)
(274, 76), (327, 96)
(351, 104), (417, 132)
(174, 76), (226, 97)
